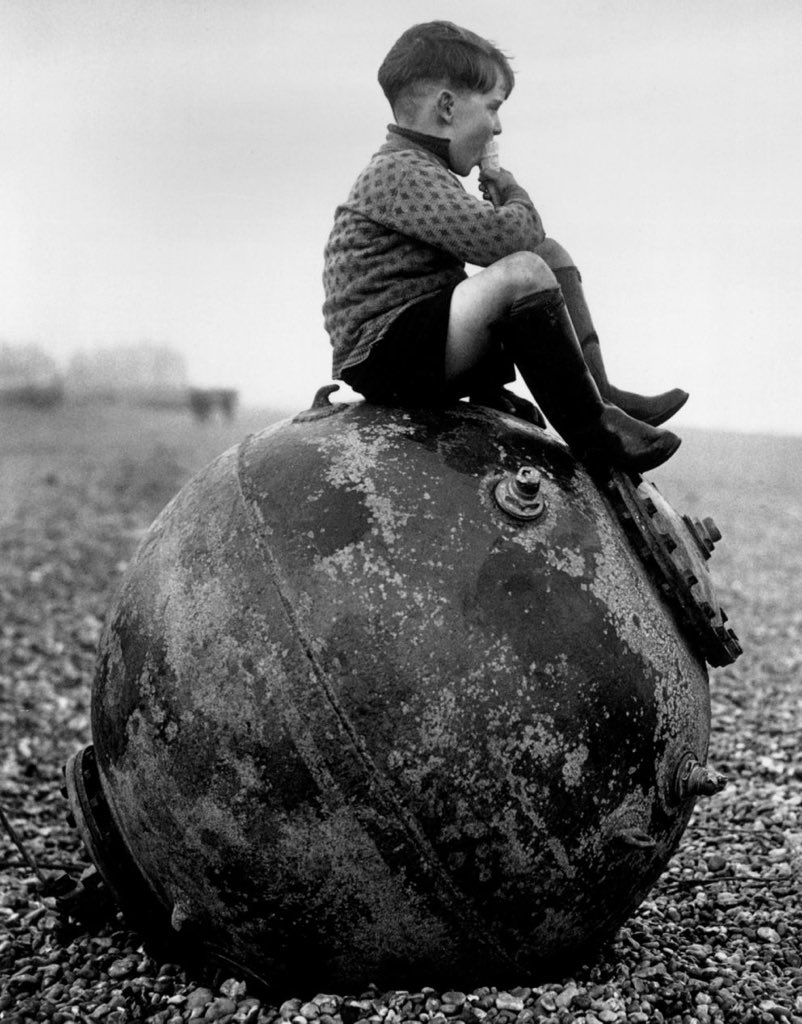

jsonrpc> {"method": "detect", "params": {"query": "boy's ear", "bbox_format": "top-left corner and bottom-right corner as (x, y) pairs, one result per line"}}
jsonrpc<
(435, 88), (456, 124)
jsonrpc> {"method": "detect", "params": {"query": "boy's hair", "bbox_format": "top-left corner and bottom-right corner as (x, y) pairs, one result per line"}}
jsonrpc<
(378, 21), (514, 112)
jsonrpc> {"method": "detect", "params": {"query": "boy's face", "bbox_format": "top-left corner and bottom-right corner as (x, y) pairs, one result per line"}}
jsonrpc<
(446, 72), (506, 176)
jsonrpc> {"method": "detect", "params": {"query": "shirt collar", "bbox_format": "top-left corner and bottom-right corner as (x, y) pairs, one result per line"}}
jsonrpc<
(387, 124), (452, 167)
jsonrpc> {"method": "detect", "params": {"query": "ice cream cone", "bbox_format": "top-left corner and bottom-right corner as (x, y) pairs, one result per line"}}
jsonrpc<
(480, 140), (500, 172)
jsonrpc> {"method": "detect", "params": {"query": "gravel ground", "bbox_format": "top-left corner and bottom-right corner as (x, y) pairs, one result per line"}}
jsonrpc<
(1, 404), (800, 1024)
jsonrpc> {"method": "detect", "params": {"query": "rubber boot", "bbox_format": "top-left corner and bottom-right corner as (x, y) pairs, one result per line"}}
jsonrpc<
(498, 290), (681, 472)
(552, 266), (689, 427)
(582, 337), (689, 427)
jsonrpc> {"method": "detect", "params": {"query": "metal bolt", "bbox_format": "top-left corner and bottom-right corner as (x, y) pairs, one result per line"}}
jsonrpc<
(702, 516), (722, 544)
(494, 466), (546, 521)
(694, 517), (716, 554)
(685, 763), (728, 797)
(514, 466), (542, 497)
(682, 514), (714, 560)
(674, 756), (728, 802)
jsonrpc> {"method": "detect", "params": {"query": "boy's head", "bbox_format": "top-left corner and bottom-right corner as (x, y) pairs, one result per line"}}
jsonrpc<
(378, 22), (514, 176)
(379, 21), (514, 113)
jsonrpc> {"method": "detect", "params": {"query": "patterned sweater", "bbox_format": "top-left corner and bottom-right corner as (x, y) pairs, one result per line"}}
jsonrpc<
(323, 128), (545, 378)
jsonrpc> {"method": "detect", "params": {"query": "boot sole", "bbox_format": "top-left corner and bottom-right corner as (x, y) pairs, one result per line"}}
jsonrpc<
(582, 433), (682, 474)
(622, 434), (682, 472)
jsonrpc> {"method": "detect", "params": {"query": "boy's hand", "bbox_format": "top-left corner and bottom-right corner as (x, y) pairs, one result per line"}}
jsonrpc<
(479, 167), (545, 241)
(478, 166), (518, 206)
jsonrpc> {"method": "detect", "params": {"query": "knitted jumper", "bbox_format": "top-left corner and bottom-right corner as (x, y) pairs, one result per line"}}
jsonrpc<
(323, 128), (544, 379)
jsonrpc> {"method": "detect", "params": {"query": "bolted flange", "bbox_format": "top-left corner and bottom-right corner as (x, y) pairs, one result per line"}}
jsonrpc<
(603, 470), (742, 667)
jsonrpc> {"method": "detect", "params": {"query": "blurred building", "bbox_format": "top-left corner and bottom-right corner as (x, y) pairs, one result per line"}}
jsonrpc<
(188, 387), (239, 421)
(0, 342), (64, 406)
(66, 344), (188, 406)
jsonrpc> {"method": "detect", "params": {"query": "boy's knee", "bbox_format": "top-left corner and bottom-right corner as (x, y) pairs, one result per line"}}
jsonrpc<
(493, 250), (557, 300)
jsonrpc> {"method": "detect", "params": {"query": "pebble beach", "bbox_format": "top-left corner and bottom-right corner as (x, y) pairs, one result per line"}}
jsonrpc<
(1, 405), (800, 1024)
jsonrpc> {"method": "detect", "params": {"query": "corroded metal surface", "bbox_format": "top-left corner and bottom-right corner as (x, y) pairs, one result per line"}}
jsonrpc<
(90, 401), (722, 987)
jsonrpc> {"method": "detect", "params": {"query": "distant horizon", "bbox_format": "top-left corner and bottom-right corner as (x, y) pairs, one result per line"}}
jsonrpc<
(3, 384), (801, 442)
(4, 328), (802, 439)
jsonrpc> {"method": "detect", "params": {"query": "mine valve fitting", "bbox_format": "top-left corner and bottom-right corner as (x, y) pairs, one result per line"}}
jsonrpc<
(674, 757), (728, 801)
(494, 466), (546, 521)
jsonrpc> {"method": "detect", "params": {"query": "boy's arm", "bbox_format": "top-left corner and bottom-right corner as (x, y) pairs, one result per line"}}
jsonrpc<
(366, 152), (545, 266)
(481, 167), (546, 244)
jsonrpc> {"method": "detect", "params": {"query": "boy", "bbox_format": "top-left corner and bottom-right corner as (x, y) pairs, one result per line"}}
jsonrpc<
(322, 21), (688, 471)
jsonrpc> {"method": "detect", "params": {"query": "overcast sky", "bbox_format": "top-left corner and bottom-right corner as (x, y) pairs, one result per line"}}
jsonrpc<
(2, 0), (801, 433)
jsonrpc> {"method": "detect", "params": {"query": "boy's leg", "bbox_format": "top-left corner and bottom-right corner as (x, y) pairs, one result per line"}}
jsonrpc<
(533, 238), (689, 427)
(446, 251), (554, 424)
(445, 251), (557, 384)
(446, 251), (680, 472)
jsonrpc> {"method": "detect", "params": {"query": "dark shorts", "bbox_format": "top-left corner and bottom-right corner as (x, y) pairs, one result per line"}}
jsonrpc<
(342, 286), (515, 406)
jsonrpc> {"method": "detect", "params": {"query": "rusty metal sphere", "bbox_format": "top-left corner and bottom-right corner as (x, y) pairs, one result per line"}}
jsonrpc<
(72, 395), (738, 989)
